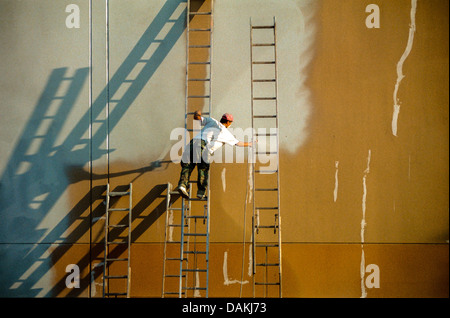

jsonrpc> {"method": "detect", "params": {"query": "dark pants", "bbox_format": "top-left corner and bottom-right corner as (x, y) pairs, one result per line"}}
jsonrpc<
(178, 139), (210, 194)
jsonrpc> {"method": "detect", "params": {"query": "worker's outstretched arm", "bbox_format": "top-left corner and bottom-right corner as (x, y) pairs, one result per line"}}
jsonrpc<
(236, 141), (255, 147)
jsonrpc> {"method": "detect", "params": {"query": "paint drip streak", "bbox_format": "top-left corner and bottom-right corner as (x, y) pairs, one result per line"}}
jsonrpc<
(360, 150), (371, 298)
(392, 0), (418, 136)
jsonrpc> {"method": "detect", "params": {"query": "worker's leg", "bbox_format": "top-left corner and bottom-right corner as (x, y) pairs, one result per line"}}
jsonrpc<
(178, 161), (195, 188)
(196, 139), (209, 198)
(177, 140), (195, 197)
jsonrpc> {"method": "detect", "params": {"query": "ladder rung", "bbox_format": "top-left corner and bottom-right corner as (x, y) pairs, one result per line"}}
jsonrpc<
(105, 292), (127, 296)
(252, 43), (275, 47)
(184, 251), (207, 254)
(253, 97), (276, 100)
(256, 263), (280, 266)
(166, 258), (185, 261)
(165, 275), (186, 278)
(253, 61), (275, 64)
(255, 169), (278, 173)
(255, 188), (278, 191)
(107, 241), (128, 244)
(188, 95), (210, 98)
(188, 78), (210, 81)
(253, 79), (276, 82)
(184, 233), (207, 237)
(168, 224), (187, 227)
(255, 282), (280, 285)
(188, 197), (208, 201)
(189, 12), (212, 15)
(189, 62), (211, 65)
(184, 287), (207, 290)
(255, 207), (279, 210)
(255, 133), (277, 136)
(189, 45), (211, 48)
(108, 224), (128, 228)
(105, 275), (128, 279)
(252, 25), (275, 29)
(189, 28), (211, 31)
(253, 115), (277, 118)
(256, 225), (278, 229)
(106, 258), (128, 262)
(182, 269), (207, 272)
(108, 208), (129, 211)
(255, 151), (278, 155)
(255, 244), (279, 248)
(186, 215), (207, 219)
(187, 112), (210, 115)
(109, 191), (130, 196)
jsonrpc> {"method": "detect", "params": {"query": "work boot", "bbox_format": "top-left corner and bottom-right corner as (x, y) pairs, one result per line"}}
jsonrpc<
(196, 189), (206, 200)
(176, 184), (189, 199)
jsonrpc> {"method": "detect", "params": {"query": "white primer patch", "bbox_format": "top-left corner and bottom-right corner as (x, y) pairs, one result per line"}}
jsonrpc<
(223, 251), (249, 286)
(221, 167), (226, 192)
(333, 161), (339, 202)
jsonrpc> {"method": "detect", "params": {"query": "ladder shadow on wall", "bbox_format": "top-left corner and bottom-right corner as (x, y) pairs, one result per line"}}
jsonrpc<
(0, 0), (186, 297)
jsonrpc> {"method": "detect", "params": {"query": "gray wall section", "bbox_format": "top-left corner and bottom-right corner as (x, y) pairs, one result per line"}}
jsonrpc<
(0, 0), (186, 296)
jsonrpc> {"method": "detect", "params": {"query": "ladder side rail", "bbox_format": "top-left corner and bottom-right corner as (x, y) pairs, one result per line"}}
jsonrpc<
(103, 183), (111, 298)
(127, 183), (132, 298)
(161, 183), (172, 297)
(249, 18), (258, 298)
(205, 194), (210, 298)
(209, 0), (214, 117)
(205, 0), (213, 298)
(273, 18), (282, 298)
(184, 0), (191, 147)
(179, 197), (186, 298)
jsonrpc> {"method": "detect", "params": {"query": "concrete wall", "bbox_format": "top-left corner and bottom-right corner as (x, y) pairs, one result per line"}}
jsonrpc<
(0, 0), (448, 297)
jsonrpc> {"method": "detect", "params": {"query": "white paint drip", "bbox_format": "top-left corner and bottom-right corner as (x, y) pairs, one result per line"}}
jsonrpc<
(361, 150), (371, 243)
(248, 244), (253, 277)
(168, 210), (174, 242)
(360, 150), (371, 298)
(256, 210), (260, 229)
(392, 0), (418, 136)
(360, 247), (367, 298)
(247, 163), (253, 204)
(194, 270), (201, 297)
(223, 251), (249, 286)
(333, 161), (339, 202)
(91, 262), (104, 297)
(221, 167), (226, 192)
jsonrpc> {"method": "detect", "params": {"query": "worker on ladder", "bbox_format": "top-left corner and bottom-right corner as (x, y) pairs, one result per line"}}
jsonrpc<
(176, 110), (254, 199)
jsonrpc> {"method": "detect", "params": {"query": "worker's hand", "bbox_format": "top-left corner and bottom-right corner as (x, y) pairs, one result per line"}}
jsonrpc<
(193, 110), (202, 120)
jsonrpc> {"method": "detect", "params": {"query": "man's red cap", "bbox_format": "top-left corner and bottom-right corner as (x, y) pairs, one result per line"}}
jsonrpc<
(221, 113), (233, 122)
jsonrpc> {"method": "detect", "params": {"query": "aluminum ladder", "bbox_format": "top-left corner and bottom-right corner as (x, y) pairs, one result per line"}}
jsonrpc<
(250, 17), (282, 298)
(162, 182), (189, 297)
(162, 181), (210, 298)
(103, 183), (132, 298)
(161, 0), (213, 298)
(185, 0), (214, 124)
